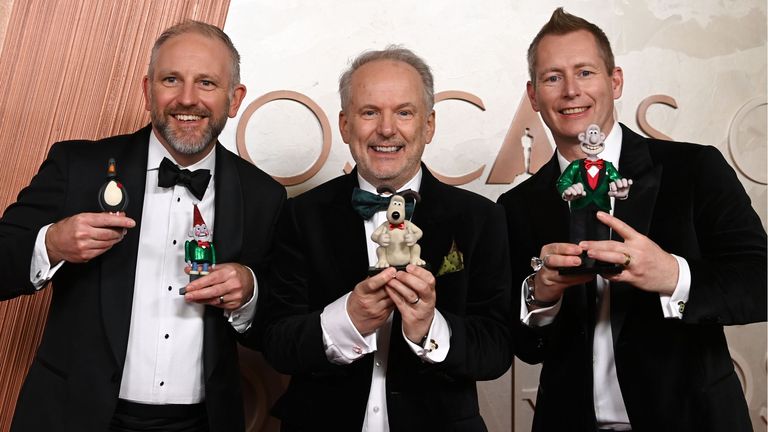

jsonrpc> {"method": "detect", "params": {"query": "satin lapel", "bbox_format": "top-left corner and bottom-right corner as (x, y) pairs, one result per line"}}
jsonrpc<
(610, 125), (663, 346)
(203, 145), (244, 380)
(327, 171), (370, 287)
(411, 168), (453, 271)
(100, 125), (150, 368)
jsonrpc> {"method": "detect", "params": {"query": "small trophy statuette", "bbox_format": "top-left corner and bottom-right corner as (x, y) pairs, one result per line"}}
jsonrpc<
(556, 124), (633, 274)
(98, 158), (128, 213)
(185, 204), (216, 282)
(369, 187), (427, 274)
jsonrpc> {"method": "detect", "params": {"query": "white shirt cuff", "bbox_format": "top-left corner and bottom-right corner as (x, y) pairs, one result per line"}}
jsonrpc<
(659, 254), (690, 319)
(225, 265), (257, 333)
(519, 274), (561, 327)
(320, 292), (376, 364)
(31, 224), (64, 290)
(403, 309), (450, 362)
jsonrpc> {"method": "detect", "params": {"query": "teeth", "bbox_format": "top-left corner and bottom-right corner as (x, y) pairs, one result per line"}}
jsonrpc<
(561, 107), (587, 115)
(175, 114), (201, 121)
(373, 146), (400, 153)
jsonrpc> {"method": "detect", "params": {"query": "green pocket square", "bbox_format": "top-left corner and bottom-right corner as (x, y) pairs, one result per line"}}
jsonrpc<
(437, 241), (464, 276)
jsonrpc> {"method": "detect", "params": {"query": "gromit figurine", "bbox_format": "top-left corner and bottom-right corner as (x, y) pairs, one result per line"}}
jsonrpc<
(371, 187), (426, 269)
(556, 124), (632, 273)
(185, 204), (216, 281)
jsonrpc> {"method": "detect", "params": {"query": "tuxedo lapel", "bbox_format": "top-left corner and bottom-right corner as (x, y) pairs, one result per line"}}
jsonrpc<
(100, 125), (150, 368)
(411, 168), (454, 271)
(610, 124), (663, 346)
(327, 172), (370, 283)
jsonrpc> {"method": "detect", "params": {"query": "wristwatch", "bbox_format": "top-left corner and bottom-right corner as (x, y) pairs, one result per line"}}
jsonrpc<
(524, 273), (559, 308)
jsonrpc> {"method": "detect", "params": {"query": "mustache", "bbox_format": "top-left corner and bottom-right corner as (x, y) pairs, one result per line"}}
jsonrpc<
(367, 138), (406, 147)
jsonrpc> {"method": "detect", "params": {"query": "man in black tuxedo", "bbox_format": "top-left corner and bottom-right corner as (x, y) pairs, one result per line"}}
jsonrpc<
(260, 47), (512, 431)
(0, 21), (285, 432)
(497, 8), (767, 432)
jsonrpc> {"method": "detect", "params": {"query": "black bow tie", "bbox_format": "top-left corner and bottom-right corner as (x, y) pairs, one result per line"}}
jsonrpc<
(157, 157), (211, 201)
(351, 187), (415, 220)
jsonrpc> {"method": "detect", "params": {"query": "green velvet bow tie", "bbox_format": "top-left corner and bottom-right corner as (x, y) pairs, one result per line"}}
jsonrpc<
(351, 187), (415, 220)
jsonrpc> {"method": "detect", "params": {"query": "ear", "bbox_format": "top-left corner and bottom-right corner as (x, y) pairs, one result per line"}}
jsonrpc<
(526, 81), (540, 112)
(423, 109), (436, 144)
(227, 84), (247, 118)
(578, 132), (586, 142)
(611, 67), (624, 100)
(142, 76), (151, 112)
(339, 110), (350, 144)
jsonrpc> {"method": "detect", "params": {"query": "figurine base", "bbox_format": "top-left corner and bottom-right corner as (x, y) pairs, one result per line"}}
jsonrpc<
(367, 263), (430, 276)
(558, 258), (623, 275)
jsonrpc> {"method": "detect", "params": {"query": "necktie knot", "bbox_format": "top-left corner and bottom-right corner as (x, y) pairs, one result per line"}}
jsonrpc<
(351, 187), (415, 220)
(157, 157), (211, 201)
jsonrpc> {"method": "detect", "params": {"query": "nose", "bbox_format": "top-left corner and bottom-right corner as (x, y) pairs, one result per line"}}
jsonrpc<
(177, 82), (199, 107)
(377, 113), (395, 138)
(391, 211), (400, 220)
(563, 76), (580, 98)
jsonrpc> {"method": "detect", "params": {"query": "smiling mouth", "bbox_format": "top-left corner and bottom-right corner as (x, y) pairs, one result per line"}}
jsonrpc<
(583, 143), (602, 152)
(174, 114), (204, 122)
(372, 146), (402, 153)
(560, 107), (588, 115)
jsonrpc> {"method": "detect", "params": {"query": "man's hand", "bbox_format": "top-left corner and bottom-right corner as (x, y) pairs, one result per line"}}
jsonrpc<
(562, 183), (586, 201)
(580, 211), (679, 295)
(45, 212), (135, 264)
(528, 243), (594, 309)
(385, 264), (436, 344)
(183, 263), (253, 310)
(347, 267), (397, 335)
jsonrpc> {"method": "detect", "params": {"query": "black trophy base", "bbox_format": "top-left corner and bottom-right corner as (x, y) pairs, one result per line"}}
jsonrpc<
(558, 254), (623, 275)
(368, 263), (430, 276)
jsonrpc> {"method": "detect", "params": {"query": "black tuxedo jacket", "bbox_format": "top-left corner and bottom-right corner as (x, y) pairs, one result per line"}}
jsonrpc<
(0, 125), (285, 432)
(497, 124), (766, 432)
(260, 167), (512, 431)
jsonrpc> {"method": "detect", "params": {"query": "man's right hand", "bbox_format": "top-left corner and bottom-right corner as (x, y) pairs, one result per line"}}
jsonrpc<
(45, 212), (135, 264)
(347, 267), (397, 335)
(529, 242), (593, 308)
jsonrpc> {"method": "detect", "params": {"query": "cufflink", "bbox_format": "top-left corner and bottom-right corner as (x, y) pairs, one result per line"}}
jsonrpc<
(677, 301), (685, 314)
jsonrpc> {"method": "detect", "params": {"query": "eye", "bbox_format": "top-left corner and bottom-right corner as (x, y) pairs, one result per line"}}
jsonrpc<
(362, 110), (378, 118)
(162, 76), (178, 86)
(542, 74), (561, 84)
(397, 110), (414, 118)
(199, 80), (216, 89)
(577, 70), (593, 78)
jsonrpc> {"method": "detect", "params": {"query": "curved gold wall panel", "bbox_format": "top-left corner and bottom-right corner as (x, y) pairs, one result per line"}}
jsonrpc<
(0, 1), (233, 430)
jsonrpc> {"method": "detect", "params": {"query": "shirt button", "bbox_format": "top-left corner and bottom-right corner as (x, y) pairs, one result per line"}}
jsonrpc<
(172, 240), (177, 245)
(177, 197), (181, 202)
(373, 406), (379, 413)
(164, 334), (169, 339)
(168, 286), (172, 291)
(159, 381), (164, 387)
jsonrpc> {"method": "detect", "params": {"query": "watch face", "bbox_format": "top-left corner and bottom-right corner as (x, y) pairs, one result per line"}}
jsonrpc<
(531, 256), (544, 272)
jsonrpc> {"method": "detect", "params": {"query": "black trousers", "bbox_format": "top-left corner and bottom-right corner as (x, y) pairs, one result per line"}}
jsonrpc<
(109, 399), (209, 432)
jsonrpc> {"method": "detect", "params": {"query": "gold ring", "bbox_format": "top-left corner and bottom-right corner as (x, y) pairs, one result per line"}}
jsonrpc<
(623, 254), (631, 267)
(218, 295), (225, 304)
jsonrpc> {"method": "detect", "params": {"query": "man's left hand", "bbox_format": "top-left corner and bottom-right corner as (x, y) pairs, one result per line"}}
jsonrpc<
(183, 263), (254, 310)
(385, 264), (436, 344)
(580, 211), (678, 295)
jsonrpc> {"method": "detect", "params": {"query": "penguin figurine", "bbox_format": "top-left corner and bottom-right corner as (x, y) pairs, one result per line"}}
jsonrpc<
(98, 158), (128, 213)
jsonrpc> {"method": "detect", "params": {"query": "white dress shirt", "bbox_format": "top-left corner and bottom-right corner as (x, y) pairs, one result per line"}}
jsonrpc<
(520, 122), (691, 429)
(319, 169), (451, 432)
(30, 131), (257, 405)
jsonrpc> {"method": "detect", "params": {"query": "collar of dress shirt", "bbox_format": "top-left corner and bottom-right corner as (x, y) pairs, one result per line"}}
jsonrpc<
(147, 129), (217, 174)
(356, 167), (423, 195)
(556, 121), (623, 173)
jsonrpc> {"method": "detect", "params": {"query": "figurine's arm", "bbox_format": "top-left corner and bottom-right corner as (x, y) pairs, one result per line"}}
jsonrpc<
(404, 221), (423, 246)
(605, 162), (633, 199)
(371, 223), (390, 246)
(210, 244), (217, 265)
(556, 161), (586, 201)
(184, 241), (193, 264)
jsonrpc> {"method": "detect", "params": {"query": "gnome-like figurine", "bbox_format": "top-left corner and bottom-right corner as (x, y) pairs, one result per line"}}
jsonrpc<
(97, 158), (128, 213)
(185, 204), (216, 281)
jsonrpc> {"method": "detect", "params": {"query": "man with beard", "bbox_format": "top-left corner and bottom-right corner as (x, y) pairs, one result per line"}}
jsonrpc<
(0, 21), (285, 432)
(261, 46), (512, 431)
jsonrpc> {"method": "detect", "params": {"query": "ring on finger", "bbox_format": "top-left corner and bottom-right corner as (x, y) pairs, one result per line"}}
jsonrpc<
(410, 296), (420, 305)
(218, 295), (225, 305)
(623, 253), (632, 267)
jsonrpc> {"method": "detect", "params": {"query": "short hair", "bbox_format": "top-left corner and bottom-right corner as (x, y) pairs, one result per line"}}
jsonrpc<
(148, 20), (241, 90)
(338, 45), (434, 112)
(527, 8), (615, 85)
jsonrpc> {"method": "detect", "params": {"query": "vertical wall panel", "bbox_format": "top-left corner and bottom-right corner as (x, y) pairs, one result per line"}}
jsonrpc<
(0, 1), (230, 430)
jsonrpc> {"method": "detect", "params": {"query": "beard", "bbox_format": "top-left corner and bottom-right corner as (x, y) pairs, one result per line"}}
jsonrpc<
(151, 102), (229, 156)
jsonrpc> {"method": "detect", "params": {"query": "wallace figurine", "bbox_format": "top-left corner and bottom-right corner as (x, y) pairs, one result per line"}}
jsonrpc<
(556, 124), (633, 274)
(185, 204), (216, 282)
